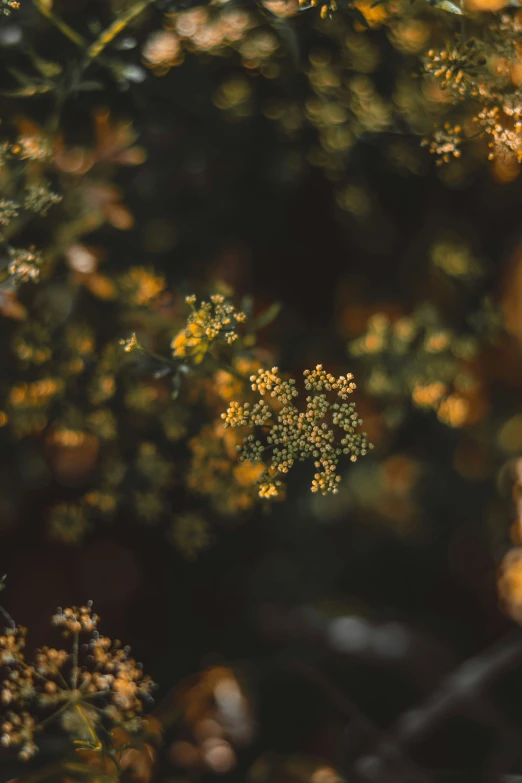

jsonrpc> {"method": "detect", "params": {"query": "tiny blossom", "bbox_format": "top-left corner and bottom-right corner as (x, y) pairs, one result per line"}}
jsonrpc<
(421, 123), (462, 165)
(52, 604), (99, 634)
(424, 43), (485, 95)
(120, 332), (140, 353)
(23, 184), (62, 216)
(171, 294), (247, 364)
(7, 246), (43, 285)
(298, 0), (337, 18)
(1, 0), (20, 15)
(223, 365), (372, 497)
(0, 199), (19, 226)
(11, 136), (52, 162)
(476, 106), (522, 161)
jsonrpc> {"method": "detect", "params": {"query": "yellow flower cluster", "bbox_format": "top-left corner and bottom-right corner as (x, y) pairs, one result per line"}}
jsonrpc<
(187, 423), (265, 514)
(348, 307), (487, 429)
(171, 294), (246, 364)
(223, 365), (372, 497)
(118, 267), (166, 306)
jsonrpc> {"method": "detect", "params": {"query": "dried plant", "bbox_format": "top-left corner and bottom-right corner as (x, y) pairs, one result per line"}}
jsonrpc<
(0, 600), (155, 767)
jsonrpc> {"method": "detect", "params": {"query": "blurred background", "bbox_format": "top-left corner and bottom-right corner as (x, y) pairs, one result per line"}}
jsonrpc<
(2, 0), (522, 780)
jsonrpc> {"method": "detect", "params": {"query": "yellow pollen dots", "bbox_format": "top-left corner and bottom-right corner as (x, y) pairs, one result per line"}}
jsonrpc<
(223, 365), (371, 497)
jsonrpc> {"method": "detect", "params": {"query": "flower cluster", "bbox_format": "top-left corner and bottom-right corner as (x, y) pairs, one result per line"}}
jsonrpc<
(187, 422), (265, 514)
(1, 0), (19, 16)
(0, 602), (155, 761)
(422, 14), (522, 173)
(223, 365), (372, 497)
(23, 183), (62, 216)
(421, 123), (462, 165)
(424, 41), (486, 95)
(141, 4), (279, 77)
(169, 666), (254, 776)
(347, 305), (492, 429)
(6, 246), (44, 286)
(0, 199), (20, 227)
(171, 294), (247, 364)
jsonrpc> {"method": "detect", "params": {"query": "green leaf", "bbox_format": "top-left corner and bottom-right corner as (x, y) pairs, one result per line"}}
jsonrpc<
(0, 84), (53, 96)
(75, 81), (105, 92)
(6, 67), (54, 95)
(253, 302), (281, 330)
(8, 66), (40, 85)
(24, 50), (62, 78)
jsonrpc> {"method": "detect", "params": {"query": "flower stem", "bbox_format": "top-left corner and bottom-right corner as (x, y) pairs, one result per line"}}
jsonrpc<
(32, 0), (87, 49)
(86, 0), (154, 61)
(71, 630), (79, 690)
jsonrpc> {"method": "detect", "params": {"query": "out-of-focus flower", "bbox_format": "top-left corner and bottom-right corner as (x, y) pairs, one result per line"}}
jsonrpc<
(171, 294), (246, 364)
(0, 603), (155, 762)
(499, 547), (522, 621)
(169, 513), (210, 560)
(142, 30), (183, 74)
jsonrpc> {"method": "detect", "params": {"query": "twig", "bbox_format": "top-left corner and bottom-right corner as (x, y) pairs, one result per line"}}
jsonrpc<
(285, 658), (434, 783)
(32, 0), (87, 49)
(0, 603), (15, 630)
(386, 630), (522, 750)
(86, 0), (154, 61)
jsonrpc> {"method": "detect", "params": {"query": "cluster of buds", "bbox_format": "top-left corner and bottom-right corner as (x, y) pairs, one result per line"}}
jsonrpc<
(171, 294), (247, 364)
(23, 183), (62, 216)
(0, 602), (156, 761)
(425, 42), (485, 95)
(1, 0), (20, 16)
(298, 0), (338, 19)
(6, 246), (44, 285)
(421, 123), (462, 165)
(476, 106), (522, 161)
(223, 365), (372, 497)
(0, 199), (20, 227)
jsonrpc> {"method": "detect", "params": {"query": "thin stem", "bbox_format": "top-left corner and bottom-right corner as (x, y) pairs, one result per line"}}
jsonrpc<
(37, 697), (76, 729)
(0, 603), (15, 630)
(31, 666), (70, 692)
(32, 0), (87, 49)
(71, 630), (79, 690)
(74, 703), (102, 750)
(86, 0), (154, 61)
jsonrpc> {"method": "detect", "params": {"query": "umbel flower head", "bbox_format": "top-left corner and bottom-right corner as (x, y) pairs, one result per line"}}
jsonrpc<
(171, 294), (247, 364)
(222, 365), (372, 497)
(0, 602), (155, 761)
